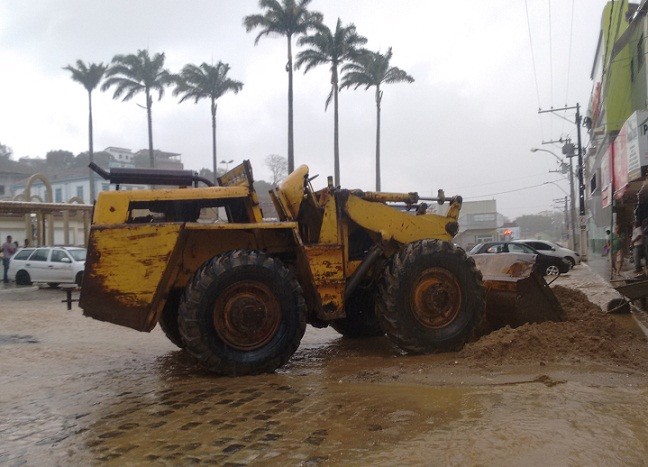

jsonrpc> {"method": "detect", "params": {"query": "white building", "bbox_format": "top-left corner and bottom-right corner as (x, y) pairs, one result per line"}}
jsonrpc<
(105, 146), (135, 167)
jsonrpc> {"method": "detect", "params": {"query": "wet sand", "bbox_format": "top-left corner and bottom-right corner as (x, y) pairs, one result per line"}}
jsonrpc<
(1, 267), (648, 465)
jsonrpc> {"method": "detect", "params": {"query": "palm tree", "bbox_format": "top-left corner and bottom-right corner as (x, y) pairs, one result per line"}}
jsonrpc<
(173, 62), (243, 184)
(295, 19), (366, 186)
(243, 0), (323, 174)
(63, 60), (107, 202)
(101, 49), (173, 168)
(341, 48), (414, 191)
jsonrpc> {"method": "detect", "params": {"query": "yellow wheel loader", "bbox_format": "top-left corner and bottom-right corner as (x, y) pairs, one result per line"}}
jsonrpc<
(80, 161), (561, 376)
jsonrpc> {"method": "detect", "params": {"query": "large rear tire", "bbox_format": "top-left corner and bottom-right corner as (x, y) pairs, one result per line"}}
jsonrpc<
(178, 250), (306, 376)
(158, 290), (185, 349)
(376, 240), (485, 353)
(330, 286), (384, 338)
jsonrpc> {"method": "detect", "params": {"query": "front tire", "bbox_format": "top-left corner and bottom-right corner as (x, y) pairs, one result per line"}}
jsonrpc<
(376, 240), (485, 353)
(16, 270), (31, 285)
(178, 250), (306, 376)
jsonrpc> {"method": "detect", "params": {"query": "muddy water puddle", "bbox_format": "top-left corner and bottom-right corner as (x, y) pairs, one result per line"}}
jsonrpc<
(1, 288), (648, 464)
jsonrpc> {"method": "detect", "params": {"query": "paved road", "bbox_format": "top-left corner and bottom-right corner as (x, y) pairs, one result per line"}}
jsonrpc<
(1, 272), (647, 465)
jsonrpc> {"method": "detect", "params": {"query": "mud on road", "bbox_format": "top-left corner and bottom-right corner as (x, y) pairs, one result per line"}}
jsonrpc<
(1, 266), (648, 465)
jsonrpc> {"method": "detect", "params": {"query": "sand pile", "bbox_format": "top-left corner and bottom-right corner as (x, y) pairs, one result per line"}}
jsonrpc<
(459, 285), (648, 370)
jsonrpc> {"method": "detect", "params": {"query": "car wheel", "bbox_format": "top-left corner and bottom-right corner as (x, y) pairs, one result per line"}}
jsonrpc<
(75, 271), (84, 287)
(545, 265), (560, 276)
(565, 257), (576, 269)
(16, 270), (32, 285)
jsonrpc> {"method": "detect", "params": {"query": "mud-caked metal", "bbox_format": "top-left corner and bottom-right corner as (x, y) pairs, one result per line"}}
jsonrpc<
(80, 161), (553, 376)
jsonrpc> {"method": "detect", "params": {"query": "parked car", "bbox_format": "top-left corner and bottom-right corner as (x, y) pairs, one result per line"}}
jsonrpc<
(468, 241), (570, 276)
(513, 239), (581, 268)
(8, 246), (86, 287)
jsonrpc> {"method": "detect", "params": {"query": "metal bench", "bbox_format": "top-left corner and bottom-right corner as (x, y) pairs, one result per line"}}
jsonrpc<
(60, 284), (80, 310)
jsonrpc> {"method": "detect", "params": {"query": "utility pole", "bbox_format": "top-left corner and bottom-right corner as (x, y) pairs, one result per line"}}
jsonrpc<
(538, 104), (588, 261)
(561, 139), (578, 255)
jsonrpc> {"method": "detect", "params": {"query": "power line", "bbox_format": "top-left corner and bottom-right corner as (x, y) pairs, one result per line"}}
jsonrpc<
(561, 0), (575, 136)
(452, 172), (551, 191)
(525, 0), (545, 138)
(463, 179), (567, 200)
(548, 0), (554, 112)
(564, 0), (575, 105)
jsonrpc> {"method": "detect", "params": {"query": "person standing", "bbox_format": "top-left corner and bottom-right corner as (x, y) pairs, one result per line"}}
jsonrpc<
(631, 220), (644, 274)
(611, 225), (624, 275)
(2, 235), (17, 283)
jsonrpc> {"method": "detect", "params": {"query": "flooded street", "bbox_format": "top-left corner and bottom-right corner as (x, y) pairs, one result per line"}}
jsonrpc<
(2, 271), (648, 465)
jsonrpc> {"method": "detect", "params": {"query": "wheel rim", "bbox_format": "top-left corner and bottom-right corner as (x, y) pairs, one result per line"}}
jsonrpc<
(213, 280), (282, 350)
(410, 267), (462, 329)
(546, 265), (560, 276)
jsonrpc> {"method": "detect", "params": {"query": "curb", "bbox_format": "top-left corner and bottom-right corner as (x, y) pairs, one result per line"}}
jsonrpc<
(630, 305), (648, 341)
(0, 285), (39, 294)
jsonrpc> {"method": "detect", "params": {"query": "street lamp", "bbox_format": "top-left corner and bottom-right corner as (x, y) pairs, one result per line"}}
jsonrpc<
(530, 147), (571, 174)
(533, 148), (578, 251)
(219, 159), (234, 172)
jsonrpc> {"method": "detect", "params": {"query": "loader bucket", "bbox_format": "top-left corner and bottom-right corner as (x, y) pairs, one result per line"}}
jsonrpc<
(471, 254), (564, 331)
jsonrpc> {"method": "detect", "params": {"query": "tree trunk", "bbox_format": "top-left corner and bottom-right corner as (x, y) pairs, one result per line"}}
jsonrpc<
(88, 90), (95, 203)
(211, 98), (218, 185)
(375, 87), (382, 192)
(287, 35), (295, 174)
(146, 89), (154, 168)
(333, 71), (340, 186)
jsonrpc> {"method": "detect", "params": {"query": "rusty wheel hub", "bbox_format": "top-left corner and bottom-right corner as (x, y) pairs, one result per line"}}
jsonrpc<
(411, 267), (462, 329)
(213, 281), (281, 350)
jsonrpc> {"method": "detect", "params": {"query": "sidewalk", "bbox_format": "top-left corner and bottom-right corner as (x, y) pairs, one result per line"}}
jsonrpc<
(0, 281), (39, 294)
(580, 247), (648, 337)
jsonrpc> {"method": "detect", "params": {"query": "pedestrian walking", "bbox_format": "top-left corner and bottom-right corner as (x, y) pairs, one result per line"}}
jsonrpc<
(611, 225), (624, 275)
(2, 235), (17, 283)
(631, 220), (644, 274)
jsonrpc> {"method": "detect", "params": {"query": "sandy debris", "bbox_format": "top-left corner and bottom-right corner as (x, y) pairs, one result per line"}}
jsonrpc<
(459, 286), (648, 370)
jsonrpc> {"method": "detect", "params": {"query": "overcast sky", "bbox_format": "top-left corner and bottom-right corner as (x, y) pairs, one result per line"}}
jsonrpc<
(0, 0), (609, 219)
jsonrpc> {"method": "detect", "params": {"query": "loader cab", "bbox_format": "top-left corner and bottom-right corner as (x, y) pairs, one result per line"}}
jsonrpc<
(92, 160), (264, 226)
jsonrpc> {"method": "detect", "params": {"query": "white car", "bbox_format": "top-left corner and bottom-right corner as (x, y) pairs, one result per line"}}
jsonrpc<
(513, 239), (581, 268)
(8, 246), (86, 287)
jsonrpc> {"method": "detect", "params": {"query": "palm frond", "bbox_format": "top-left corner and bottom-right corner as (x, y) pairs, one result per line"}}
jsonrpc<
(63, 60), (107, 92)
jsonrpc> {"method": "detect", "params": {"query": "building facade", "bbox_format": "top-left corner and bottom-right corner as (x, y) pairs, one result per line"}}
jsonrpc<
(587, 1), (648, 252)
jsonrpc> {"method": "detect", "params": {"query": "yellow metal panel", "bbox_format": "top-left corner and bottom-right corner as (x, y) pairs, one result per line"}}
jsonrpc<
(183, 221), (298, 230)
(93, 186), (251, 224)
(80, 223), (181, 331)
(303, 244), (345, 318)
(275, 165), (309, 219)
(344, 194), (453, 243)
(318, 194), (340, 244)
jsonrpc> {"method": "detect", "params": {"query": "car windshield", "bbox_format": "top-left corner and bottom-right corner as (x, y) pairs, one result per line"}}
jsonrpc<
(68, 249), (87, 262)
